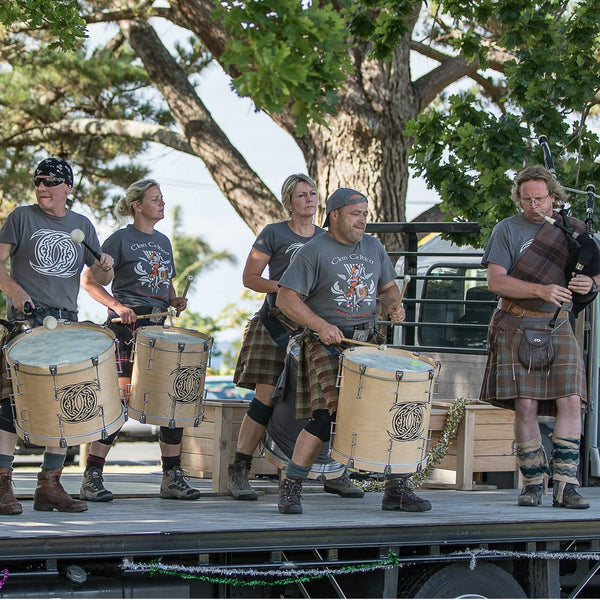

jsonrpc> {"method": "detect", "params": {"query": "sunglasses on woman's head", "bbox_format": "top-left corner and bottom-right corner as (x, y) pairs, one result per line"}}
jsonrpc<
(32, 176), (65, 187)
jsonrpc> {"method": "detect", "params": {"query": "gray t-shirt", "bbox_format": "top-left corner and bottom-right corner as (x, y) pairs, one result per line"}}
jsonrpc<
(482, 213), (563, 311)
(0, 205), (100, 313)
(253, 221), (325, 281)
(279, 232), (397, 328)
(102, 224), (175, 310)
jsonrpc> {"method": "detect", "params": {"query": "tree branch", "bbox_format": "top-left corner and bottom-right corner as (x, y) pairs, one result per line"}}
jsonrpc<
(0, 118), (194, 154)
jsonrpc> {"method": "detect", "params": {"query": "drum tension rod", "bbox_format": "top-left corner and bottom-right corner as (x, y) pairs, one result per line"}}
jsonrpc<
(12, 361), (22, 395)
(356, 364), (366, 399)
(92, 356), (101, 390)
(49, 365), (58, 396)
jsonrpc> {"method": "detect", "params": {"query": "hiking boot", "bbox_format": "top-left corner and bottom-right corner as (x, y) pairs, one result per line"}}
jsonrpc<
(518, 483), (543, 506)
(80, 467), (114, 502)
(553, 482), (590, 509)
(0, 469), (22, 515)
(227, 460), (258, 501)
(160, 466), (200, 500)
(34, 468), (88, 512)
(278, 477), (303, 514)
(323, 470), (364, 498)
(382, 478), (431, 512)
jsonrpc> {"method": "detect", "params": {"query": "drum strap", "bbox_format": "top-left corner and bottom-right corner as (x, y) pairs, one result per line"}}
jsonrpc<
(258, 300), (291, 348)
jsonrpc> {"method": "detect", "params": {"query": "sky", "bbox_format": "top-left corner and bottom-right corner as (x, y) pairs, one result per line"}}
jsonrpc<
(77, 53), (440, 342)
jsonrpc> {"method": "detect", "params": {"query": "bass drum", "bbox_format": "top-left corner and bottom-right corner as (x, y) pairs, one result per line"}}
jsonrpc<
(264, 338), (345, 480)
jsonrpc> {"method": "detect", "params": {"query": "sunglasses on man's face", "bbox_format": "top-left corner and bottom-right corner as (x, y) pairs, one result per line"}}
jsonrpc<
(32, 176), (65, 187)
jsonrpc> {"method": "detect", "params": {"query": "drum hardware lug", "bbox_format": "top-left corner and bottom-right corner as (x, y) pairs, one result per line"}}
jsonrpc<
(177, 342), (185, 353)
(168, 418), (176, 429)
(193, 416), (201, 427)
(59, 437), (67, 449)
(383, 464), (392, 476)
(395, 370), (404, 381)
(428, 369), (434, 380)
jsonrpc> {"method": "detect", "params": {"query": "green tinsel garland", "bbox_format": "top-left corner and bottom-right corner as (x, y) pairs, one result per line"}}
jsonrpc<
(359, 397), (469, 492)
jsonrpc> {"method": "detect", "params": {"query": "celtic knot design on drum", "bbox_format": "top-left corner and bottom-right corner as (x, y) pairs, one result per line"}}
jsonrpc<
(57, 381), (102, 424)
(169, 366), (205, 403)
(387, 401), (428, 443)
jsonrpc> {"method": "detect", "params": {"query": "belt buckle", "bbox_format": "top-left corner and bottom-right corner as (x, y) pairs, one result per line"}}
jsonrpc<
(509, 303), (525, 317)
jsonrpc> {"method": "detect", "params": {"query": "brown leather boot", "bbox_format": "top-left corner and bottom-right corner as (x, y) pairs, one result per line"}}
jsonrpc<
(33, 468), (88, 512)
(0, 469), (23, 515)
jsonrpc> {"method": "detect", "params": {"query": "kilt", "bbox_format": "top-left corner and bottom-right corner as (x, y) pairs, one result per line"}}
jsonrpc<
(294, 329), (379, 419)
(480, 309), (587, 416)
(234, 307), (298, 390)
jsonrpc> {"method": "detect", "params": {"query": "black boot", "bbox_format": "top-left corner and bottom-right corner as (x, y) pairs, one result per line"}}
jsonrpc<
(382, 477), (431, 512)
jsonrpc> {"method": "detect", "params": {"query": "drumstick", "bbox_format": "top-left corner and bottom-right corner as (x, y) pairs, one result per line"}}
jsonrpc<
(70, 229), (102, 261)
(396, 274), (411, 309)
(110, 308), (175, 323)
(181, 275), (193, 300)
(341, 337), (387, 350)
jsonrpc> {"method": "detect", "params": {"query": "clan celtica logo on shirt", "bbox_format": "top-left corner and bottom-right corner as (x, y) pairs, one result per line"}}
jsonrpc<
(331, 263), (376, 311)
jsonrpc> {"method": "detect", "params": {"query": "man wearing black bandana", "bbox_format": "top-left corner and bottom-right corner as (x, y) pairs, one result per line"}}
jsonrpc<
(0, 157), (114, 515)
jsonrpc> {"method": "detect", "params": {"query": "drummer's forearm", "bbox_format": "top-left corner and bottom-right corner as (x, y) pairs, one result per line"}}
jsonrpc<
(276, 287), (328, 332)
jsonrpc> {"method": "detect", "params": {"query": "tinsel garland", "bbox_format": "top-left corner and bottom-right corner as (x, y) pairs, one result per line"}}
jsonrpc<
(0, 569), (7, 589)
(452, 546), (600, 570)
(122, 550), (400, 587)
(359, 397), (469, 492)
(121, 544), (600, 588)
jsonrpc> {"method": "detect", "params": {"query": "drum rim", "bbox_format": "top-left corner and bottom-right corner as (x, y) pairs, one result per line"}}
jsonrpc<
(135, 325), (213, 346)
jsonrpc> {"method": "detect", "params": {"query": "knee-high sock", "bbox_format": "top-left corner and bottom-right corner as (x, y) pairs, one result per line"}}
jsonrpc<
(516, 436), (549, 485)
(552, 435), (580, 486)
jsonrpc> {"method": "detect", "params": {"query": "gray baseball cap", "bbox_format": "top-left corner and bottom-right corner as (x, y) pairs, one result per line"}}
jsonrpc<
(323, 188), (368, 227)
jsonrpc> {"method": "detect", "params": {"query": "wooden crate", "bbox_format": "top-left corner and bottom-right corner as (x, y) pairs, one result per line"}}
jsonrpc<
(181, 400), (277, 493)
(429, 400), (517, 490)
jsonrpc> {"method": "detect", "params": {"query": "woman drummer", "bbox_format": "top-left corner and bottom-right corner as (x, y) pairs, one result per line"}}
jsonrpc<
(78, 179), (198, 502)
(228, 173), (363, 501)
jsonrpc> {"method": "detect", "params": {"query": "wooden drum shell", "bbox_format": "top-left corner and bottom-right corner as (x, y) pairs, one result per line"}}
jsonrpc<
(128, 325), (212, 428)
(331, 346), (437, 474)
(5, 322), (124, 447)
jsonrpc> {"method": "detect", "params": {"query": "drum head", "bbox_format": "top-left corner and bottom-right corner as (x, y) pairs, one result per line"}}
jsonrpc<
(7, 324), (114, 367)
(344, 349), (433, 372)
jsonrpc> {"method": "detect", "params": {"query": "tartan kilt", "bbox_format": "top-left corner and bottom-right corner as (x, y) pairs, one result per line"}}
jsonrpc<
(295, 333), (342, 419)
(234, 307), (297, 390)
(480, 310), (587, 416)
(294, 330), (379, 419)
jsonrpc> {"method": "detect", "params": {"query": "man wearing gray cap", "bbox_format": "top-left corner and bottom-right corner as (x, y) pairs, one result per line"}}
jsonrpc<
(0, 157), (114, 516)
(275, 188), (432, 514)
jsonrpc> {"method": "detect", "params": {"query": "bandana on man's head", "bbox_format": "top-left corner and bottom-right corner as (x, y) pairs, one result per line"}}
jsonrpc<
(34, 158), (73, 187)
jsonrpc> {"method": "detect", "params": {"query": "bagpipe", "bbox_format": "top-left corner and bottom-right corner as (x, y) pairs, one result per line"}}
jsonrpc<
(538, 136), (600, 319)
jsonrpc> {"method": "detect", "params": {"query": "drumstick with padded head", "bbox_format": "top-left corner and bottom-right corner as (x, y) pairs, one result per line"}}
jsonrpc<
(43, 315), (58, 330)
(70, 228), (102, 261)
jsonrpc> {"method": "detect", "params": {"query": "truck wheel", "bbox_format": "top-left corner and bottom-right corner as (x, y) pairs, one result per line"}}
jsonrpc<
(400, 562), (526, 598)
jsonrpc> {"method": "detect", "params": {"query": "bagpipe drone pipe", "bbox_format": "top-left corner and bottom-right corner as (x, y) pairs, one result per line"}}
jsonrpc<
(538, 136), (600, 318)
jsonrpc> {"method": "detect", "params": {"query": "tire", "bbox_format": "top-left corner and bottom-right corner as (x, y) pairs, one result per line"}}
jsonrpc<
(400, 562), (527, 598)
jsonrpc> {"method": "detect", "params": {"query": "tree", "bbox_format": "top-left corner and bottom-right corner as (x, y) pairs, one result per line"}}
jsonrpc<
(1, 1), (600, 251)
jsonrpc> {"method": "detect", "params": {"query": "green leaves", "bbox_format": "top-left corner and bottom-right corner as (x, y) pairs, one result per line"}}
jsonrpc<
(217, 0), (349, 134)
(408, 0), (600, 246)
(0, 0), (86, 51)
